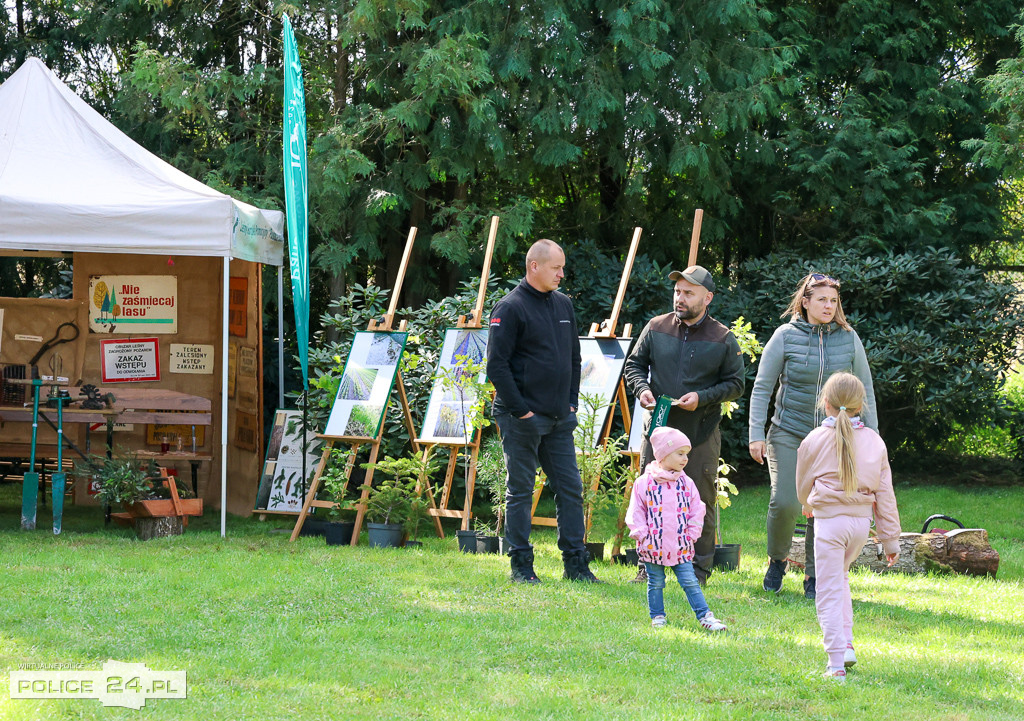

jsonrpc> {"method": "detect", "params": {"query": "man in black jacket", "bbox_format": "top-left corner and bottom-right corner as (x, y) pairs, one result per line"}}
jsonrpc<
(623, 265), (745, 585)
(486, 239), (600, 584)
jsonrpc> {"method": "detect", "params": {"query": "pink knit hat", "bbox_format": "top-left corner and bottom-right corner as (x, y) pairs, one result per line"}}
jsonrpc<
(649, 426), (691, 462)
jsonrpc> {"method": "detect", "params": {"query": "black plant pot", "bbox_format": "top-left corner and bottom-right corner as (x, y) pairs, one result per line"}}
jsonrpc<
(403, 540), (423, 549)
(476, 534), (500, 554)
(299, 518), (328, 538)
(324, 521), (355, 546)
(367, 522), (404, 548)
(624, 548), (639, 566)
(585, 541), (605, 563)
(456, 529), (478, 553)
(713, 543), (742, 571)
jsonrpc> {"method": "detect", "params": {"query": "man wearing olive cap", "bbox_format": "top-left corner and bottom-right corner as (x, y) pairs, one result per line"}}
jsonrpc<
(623, 265), (745, 585)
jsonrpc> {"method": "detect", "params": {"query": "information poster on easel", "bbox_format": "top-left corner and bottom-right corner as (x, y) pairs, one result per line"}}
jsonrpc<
(323, 331), (409, 438)
(419, 327), (489, 443)
(255, 409), (322, 512)
(575, 337), (633, 447)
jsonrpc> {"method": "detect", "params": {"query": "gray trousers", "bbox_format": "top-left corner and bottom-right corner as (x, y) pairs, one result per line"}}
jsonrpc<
(640, 426), (720, 582)
(766, 425), (815, 577)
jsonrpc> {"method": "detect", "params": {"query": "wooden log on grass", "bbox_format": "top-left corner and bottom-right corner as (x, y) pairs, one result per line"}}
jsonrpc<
(135, 516), (184, 541)
(787, 529), (999, 577)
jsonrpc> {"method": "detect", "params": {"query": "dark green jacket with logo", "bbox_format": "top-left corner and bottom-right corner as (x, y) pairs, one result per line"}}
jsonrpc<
(623, 312), (745, 447)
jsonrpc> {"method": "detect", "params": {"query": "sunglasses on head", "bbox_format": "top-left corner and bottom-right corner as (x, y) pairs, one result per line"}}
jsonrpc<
(808, 272), (840, 288)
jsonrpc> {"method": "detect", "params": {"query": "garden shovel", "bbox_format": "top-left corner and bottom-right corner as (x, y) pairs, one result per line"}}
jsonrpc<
(52, 389), (66, 535)
(21, 378), (42, 530)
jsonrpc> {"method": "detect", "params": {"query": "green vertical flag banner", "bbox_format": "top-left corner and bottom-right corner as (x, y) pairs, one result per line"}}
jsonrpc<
(282, 15), (309, 389)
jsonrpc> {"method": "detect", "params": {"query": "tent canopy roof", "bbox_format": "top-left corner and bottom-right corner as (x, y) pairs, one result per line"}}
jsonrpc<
(0, 58), (284, 266)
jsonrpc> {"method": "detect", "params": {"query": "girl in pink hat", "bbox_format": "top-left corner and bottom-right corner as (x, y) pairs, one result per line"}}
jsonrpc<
(625, 426), (727, 631)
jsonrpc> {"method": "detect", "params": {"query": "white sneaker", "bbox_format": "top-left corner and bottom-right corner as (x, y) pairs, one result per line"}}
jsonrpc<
(699, 611), (727, 632)
(823, 667), (847, 683)
(651, 615), (667, 628)
(844, 643), (857, 668)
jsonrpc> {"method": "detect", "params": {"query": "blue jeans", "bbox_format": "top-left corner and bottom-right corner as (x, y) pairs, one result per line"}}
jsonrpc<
(494, 412), (586, 555)
(646, 562), (710, 620)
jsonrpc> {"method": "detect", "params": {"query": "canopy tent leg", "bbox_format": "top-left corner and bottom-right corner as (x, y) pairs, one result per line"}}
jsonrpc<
(221, 257), (230, 537)
(278, 265), (285, 408)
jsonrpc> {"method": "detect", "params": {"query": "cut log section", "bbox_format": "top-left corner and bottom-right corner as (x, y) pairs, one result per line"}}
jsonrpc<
(787, 529), (999, 577)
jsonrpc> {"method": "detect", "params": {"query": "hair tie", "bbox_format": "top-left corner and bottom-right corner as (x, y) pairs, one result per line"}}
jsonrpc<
(839, 406), (846, 412)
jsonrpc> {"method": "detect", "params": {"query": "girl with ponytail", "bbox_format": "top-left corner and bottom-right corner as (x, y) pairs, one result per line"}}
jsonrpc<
(795, 372), (901, 682)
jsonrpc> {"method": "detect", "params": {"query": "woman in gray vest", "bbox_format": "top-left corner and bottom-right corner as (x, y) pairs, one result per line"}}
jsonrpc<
(747, 273), (877, 599)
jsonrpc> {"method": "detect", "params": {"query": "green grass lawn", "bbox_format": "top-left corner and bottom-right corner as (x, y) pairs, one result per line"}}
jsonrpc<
(1, 481), (1022, 720)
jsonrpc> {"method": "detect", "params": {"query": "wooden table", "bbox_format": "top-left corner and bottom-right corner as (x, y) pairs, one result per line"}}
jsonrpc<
(0, 386), (213, 500)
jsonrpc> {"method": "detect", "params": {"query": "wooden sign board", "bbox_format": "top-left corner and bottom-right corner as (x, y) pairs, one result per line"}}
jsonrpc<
(100, 337), (160, 383)
(234, 410), (260, 452)
(88, 275), (177, 334)
(237, 346), (258, 377)
(229, 276), (248, 337)
(147, 423), (206, 447)
(228, 343), (237, 398)
(169, 343), (214, 374)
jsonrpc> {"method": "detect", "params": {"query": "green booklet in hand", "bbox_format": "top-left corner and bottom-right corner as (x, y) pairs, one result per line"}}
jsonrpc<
(650, 395), (674, 433)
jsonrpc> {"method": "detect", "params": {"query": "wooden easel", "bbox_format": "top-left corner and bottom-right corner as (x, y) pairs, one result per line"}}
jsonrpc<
(610, 209), (705, 553)
(289, 227), (421, 544)
(530, 227), (642, 531)
(412, 215), (500, 536)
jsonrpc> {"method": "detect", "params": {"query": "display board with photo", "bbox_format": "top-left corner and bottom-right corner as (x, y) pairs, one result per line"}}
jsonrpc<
(255, 410), (323, 512)
(324, 331), (409, 439)
(574, 337), (634, 448)
(419, 327), (489, 444)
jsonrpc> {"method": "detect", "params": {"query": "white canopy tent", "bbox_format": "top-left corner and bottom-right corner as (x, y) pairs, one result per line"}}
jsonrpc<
(0, 58), (287, 536)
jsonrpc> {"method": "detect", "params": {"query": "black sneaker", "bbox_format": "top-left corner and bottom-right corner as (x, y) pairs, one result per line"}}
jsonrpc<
(804, 576), (816, 599)
(630, 565), (648, 584)
(763, 559), (787, 593)
(510, 549), (541, 584)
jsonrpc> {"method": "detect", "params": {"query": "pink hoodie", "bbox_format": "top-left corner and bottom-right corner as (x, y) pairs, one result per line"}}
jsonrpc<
(625, 462), (706, 566)
(795, 423), (902, 555)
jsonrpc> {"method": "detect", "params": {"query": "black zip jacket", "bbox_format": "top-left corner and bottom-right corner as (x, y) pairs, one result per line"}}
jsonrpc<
(623, 310), (744, 446)
(486, 279), (581, 419)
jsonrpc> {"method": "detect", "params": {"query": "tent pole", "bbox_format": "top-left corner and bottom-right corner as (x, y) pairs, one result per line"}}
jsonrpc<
(221, 257), (230, 537)
(278, 265), (285, 408)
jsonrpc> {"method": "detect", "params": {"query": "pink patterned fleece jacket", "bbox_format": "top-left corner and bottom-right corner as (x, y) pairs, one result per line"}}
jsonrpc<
(625, 462), (706, 566)
(795, 423), (902, 555)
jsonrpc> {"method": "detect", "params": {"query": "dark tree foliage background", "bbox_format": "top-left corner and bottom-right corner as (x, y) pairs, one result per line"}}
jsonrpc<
(3, 0), (1024, 461)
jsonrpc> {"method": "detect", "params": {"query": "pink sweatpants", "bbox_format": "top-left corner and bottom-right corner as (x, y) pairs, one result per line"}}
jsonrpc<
(813, 515), (870, 669)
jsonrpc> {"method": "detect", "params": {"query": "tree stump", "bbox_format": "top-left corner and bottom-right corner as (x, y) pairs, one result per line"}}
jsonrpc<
(788, 529), (999, 577)
(135, 516), (184, 541)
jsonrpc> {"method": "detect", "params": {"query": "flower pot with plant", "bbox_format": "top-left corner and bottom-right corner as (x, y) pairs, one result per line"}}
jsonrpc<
(77, 452), (201, 539)
(361, 453), (434, 549)
(473, 436), (506, 553)
(574, 393), (628, 563)
(712, 459), (741, 570)
(320, 449), (357, 546)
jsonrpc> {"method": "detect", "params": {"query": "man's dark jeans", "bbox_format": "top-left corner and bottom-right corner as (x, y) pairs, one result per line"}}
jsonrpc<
(495, 411), (586, 555)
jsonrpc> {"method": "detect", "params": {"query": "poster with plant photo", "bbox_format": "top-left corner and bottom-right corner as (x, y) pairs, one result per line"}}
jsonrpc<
(255, 410), (322, 512)
(324, 331), (408, 439)
(419, 327), (489, 444)
(574, 337), (633, 448)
